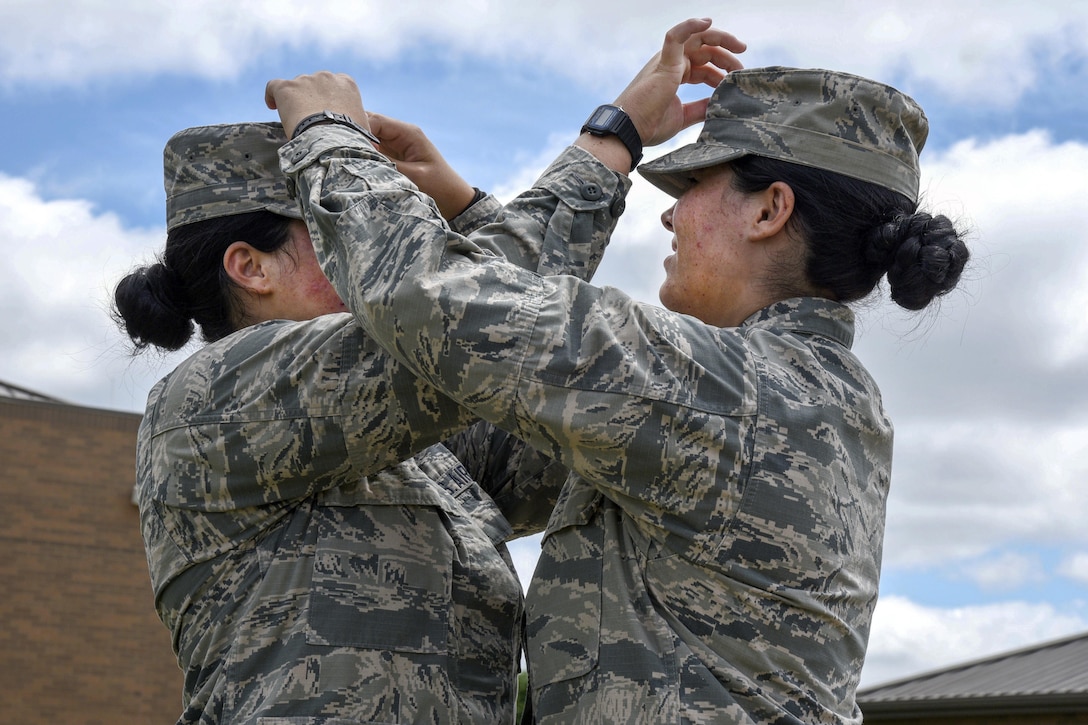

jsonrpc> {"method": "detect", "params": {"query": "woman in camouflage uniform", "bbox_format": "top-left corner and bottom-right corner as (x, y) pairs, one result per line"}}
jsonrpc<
(267, 17), (969, 725)
(113, 115), (631, 723)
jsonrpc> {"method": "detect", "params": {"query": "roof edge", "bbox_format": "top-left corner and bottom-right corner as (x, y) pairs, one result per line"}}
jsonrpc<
(862, 692), (1088, 719)
(858, 630), (1088, 696)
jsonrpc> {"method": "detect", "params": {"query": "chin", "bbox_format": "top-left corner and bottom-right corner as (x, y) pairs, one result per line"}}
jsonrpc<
(658, 285), (676, 313)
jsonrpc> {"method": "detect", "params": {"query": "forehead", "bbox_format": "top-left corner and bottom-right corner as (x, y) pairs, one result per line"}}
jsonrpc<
(677, 165), (736, 199)
(692, 165), (733, 182)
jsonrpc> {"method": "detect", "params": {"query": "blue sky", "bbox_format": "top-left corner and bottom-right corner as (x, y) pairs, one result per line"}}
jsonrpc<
(3, 0), (1088, 690)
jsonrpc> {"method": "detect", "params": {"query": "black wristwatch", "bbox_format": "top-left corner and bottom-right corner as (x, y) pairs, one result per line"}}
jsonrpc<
(291, 110), (380, 145)
(581, 104), (643, 170)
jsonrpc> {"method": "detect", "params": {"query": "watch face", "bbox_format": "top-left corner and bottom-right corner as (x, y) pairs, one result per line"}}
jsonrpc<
(591, 106), (620, 128)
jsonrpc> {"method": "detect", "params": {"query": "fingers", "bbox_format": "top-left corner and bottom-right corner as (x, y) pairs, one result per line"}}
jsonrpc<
(366, 111), (388, 136)
(264, 80), (278, 110)
(366, 112), (407, 150)
(686, 64), (727, 90)
(367, 112), (423, 144)
(686, 44), (746, 76)
(679, 98), (711, 130)
(684, 28), (746, 59)
(659, 17), (714, 67)
(659, 18), (746, 73)
(366, 112), (438, 165)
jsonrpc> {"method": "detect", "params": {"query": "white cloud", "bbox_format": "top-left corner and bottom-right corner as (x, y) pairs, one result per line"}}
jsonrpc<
(2, 0), (1086, 109)
(862, 595), (1088, 687)
(955, 551), (1047, 592)
(860, 131), (1088, 382)
(0, 0), (1084, 699)
(0, 174), (186, 410)
(880, 419), (1088, 568)
(1059, 553), (1088, 586)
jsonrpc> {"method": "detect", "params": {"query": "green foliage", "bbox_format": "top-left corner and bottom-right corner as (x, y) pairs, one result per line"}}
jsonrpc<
(516, 671), (528, 719)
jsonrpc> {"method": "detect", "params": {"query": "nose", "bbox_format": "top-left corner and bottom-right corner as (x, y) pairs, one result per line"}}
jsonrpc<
(661, 204), (675, 232)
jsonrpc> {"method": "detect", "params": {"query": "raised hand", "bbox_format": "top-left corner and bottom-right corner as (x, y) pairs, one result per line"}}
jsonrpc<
(617, 18), (746, 147)
(368, 112), (477, 220)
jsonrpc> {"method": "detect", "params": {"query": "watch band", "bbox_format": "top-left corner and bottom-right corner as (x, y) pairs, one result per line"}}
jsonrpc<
(291, 110), (380, 145)
(581, 104), (643, 170)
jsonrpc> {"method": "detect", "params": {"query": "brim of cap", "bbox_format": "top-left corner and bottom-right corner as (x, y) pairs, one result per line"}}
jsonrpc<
(638, 141), (749, 198)
(165, 192), (303, 232)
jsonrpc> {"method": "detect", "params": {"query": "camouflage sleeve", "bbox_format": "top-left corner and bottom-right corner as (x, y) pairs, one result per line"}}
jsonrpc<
(282, 128), (707, 528)
(447, 192), (501, 236)
(286, 127), (631, 532)
(442, 423), (570, 539)
(458, 169), (627, 281)
(440, 160), (626, 535)
(281, 127), (892, 724)
(145, 314), (483, 511)
(443, 189), (561, 530)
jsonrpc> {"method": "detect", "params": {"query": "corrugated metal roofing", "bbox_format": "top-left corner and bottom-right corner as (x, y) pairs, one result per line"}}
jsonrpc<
(857, 630), (1088, 715)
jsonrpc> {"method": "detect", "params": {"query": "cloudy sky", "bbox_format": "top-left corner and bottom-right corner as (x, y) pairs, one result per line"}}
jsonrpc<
(3, 0), (1087, 690)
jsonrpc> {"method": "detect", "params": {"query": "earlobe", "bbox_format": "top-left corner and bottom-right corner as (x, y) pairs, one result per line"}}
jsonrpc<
(223, 241), (274, 295)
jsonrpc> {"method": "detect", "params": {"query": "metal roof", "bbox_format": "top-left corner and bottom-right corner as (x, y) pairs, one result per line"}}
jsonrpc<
(858, 630), (1088, 717)
(0, 380), (61, 403)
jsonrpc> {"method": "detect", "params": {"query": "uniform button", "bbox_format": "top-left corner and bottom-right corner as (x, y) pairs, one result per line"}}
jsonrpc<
(610, 197), (626, 217)
(579, 183), (603, 201)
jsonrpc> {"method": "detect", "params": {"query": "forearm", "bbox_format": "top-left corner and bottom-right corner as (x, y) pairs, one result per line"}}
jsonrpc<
(283, 125), (549, 430)
(471, 144), (631, 280)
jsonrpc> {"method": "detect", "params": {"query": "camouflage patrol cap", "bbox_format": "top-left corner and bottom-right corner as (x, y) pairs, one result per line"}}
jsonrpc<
(164, 121), (302, 231)
(639, 67), (929, 203)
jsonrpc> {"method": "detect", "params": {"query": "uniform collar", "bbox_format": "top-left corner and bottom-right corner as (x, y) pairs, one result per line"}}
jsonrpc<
(740, 297), (856, 348)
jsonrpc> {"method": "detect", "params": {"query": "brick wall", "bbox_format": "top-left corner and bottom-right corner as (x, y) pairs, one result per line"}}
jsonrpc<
(1, 397), (181, 724)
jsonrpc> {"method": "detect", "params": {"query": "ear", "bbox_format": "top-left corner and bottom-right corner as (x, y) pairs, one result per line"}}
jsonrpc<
(222, 241), (275, 296)
(749, 181), (795, 242)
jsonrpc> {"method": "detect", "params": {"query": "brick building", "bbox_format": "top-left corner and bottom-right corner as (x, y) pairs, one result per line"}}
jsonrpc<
(1, 382), (181, 724)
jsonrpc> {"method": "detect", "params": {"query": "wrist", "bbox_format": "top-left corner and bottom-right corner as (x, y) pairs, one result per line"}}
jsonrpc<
(439, 184), (482, 221)
(575, 133), (635, 176)
(461, 187), (488, 214)
(290, 110), (379, 145)
(580, 104), (643, 172)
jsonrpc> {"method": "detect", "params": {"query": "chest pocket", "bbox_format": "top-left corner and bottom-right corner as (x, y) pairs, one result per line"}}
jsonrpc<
(306, 464), (455, 654)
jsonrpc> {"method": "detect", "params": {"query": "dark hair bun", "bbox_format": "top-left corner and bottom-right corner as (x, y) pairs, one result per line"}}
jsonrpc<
(112, 262), (194, 351)
(880, 213), (969, 311)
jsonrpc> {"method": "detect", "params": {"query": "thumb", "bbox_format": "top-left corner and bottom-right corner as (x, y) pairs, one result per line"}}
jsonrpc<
(264, 79), (281, 110)
(366, 112), (387, 138)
